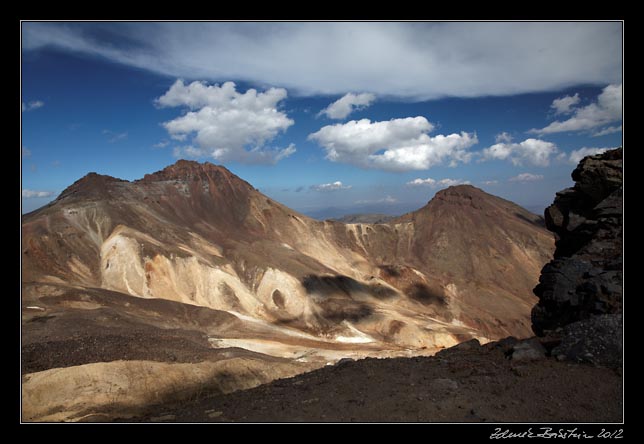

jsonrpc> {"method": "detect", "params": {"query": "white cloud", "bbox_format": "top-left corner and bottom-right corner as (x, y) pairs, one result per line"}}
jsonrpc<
(309, 117), (477, 172)
(495, 132), (513, 143)
(407, 178), (436, 186)
(481, 138), (558, 166)
(551, 93), (580, 115)
(531, 84), (622, 135)
(319, 93), (375, 119)
(508, 173), (544, 182)
(22, 146), (31, 157)
(310, 181), (352, 192)
(355, 195), (398, 205)
(22, 189), (54, 198)
(21, 22), (622, 100)
(438, 178), (470, 187)
(22, 100), (44, 112)
(481, 180), (498, 185)
(568, 147), (612, 164)
(273, 144), (297, 162)
(592, 125), (622, 137)
(407, 177), (470, 187)
(157, 80), (295, 164)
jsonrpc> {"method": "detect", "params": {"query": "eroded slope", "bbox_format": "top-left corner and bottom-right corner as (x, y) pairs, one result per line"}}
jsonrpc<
(21, 160), (554, 421)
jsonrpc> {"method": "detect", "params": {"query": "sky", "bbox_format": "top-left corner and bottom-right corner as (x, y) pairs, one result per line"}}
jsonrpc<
(21, 22), (623, 218)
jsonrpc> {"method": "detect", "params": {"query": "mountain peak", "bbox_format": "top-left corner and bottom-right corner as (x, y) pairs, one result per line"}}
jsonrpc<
(57, 172), (127, 201)
(136, 159), (238, 184)
(435, 184), (484, 197)
(428, 185), (490, 207)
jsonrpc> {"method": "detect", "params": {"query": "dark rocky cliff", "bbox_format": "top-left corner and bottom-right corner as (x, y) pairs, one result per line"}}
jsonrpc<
(532, 148), (622, 367)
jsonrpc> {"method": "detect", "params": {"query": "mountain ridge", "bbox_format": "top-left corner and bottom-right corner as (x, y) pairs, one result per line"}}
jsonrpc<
(23, 159), (554, 338)
(22, 159), (555, 421)
(119, 148), (623, 424)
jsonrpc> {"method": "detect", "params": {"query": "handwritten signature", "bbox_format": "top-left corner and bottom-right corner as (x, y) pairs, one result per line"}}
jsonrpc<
(490, 428), (623, 439)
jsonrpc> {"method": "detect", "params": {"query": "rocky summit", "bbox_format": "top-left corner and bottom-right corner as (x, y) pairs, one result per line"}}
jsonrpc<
(22, 160), (554, 421)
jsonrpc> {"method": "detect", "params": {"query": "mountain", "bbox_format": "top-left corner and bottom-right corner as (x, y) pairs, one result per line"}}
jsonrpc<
(21, 160), (554, 421)
(124, 148), (623, 424)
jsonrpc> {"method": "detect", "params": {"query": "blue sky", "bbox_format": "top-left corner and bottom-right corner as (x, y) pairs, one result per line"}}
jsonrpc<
(21, 22), (623, 217)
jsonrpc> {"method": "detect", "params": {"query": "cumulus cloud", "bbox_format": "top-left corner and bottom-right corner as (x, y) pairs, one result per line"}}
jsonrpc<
(407, 177), (470, 187)
(551, 93), (580, 115)
(481, 180), (498, 185)
(508, 173), (544, 182)
(308, 117), (477, 172)
(568, 147), (612, 164)
(407, 178), (436, 186)
(22, 189), (54, 198)
(22, 100), (44, 112)
(531, 84), (622, 135)
(319, 93), (375, 119)
(157, 80), (295, 164)
(495, 132), (513, 143)
(310, 181), (352, 192)
(21, 22), (622, 100)
(481, 138), (558, 167)
(22, 146), (31, 157)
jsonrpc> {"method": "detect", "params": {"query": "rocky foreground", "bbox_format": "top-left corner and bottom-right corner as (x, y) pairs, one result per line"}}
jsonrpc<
(122, 337), (622, 423)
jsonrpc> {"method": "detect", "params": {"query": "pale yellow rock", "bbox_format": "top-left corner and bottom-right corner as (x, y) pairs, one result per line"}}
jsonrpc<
(22, 358), (305, 422)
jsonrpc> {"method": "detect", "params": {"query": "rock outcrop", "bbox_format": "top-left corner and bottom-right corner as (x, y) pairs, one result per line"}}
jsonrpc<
(532, 148), (622, 367)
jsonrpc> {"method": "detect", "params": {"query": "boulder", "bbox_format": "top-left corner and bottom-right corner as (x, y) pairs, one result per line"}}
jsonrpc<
(571, 149), (623, 204)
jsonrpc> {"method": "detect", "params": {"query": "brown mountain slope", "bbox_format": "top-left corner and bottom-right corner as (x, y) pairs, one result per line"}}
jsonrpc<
(21, 160), (554, 421)
(124, 150), (623, 424)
